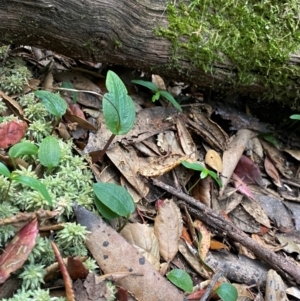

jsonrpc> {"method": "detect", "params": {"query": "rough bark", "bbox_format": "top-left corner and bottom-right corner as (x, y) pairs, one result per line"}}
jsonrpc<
(0, 0), (299, 96)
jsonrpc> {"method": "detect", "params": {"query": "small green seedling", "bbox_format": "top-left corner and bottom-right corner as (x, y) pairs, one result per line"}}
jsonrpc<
(96, 70), (136, 161)
(214, 283), (238, 301)
(290, 114), (300, 120)
(166, 269), (193, 292)
(8, 141), (38, 169)
(0, 162), (52, 205)
(131, 79), (182, 112)
(181, 160), (222, 188)
(38, 136), (61, 173)
(34, 90), (68, 133)
(93, 182), (135, 230)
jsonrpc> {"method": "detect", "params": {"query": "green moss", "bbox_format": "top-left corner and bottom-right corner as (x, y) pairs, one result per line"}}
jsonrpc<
(156, 0), (300, 103)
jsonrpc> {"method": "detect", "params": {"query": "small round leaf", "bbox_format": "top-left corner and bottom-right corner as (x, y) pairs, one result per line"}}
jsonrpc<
(166, 269), (193, 292)
(214, 283), (238, 301)
(9, 142), (38, 159)
(38, 136), (61, 168)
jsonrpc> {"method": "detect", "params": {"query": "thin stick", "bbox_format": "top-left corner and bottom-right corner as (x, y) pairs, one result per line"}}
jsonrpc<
(199, 270), (223, 301)
(152, 178), (300, 285)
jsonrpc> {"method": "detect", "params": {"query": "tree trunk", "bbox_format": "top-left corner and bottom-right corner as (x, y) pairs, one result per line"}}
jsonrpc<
(0, 0), (299, 99)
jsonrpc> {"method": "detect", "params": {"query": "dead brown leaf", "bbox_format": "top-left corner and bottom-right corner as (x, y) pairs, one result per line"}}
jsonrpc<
(74, 206), (184, 301)
(154, 199), (183, 263)
(264, 156), (282, 187)
(205, 149), (223, 174)
(0, 120), (28, 149)
(121, 223), (160, 270)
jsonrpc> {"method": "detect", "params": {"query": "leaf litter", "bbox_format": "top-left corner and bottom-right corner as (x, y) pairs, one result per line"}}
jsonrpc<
(0, 47), (300, 301)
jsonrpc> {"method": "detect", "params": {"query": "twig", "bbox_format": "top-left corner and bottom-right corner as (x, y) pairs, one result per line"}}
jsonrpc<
(199, 270), (223, 301)
(152, 178), (300, 286)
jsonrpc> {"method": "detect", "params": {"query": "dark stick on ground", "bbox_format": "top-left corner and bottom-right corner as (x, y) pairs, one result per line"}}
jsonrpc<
(152, 178), (300, 286)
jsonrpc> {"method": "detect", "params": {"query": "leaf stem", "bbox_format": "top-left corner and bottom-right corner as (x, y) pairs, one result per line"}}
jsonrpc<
(95, 133), (116, 162)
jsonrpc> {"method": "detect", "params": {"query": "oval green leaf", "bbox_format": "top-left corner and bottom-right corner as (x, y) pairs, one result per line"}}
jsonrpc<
(0, 162), (11, 178)
(38, 136), (61, 168)
(290, 114), (300, 120)
(166, 269), (193, 292)
(94, 196), (120, 220)
(181, 160), (205, 172)
(93, 182), (135, 218)
(103, 71), (136, 135)
(131, 80), (159, 92)
(34, 90), (67, 118)
(9, 142), (38, 159)
(214, 283), (238, 301)
(61, 81), (78, 103)
(12, 175), (52, 205)
(160, 90), (182, 112)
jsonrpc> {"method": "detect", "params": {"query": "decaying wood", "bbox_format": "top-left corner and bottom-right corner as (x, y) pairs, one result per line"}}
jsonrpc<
(152, 178), (300, 286)
(1, 0), (299, 96)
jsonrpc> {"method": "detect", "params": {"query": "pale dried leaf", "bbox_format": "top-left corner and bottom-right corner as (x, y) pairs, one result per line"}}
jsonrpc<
(205, 149), (223, 173)
(139, 153), (189, 177)
(265, 270), (287, 301)
(284, 149), (300, 161)
(121, 223), (160, 270)
(220, 129), (253, 196)
(241, 198), (271, 228)
(154, 199), (183, 262)
(74, 206), (184, 301)
(176, 118), (197, 160)
(152, 74), (166, 90)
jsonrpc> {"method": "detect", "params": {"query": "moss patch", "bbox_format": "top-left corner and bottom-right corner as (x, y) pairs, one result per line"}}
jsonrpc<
(156, 0), (300, 104)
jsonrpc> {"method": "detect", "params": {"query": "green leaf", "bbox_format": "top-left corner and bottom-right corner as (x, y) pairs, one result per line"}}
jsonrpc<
(181, 161), (222, 187)
(94, 196), (120, 220)
(93, 182), (135, 219)
(131, 80), (159, 92)
(290, 114), (300, 120)
(0, 162), (11, 178)
(103, 71), (136, 135)
(214, 283), (238, 301)
(34, 90), (67, 118)
(166, 269), (193, 292)
(61, 81), (78, 103)
(12, 175), (52, 205)
(181, 160), (206, 172)
(160, 90), (182, 111)
(38, 136), (61, 168)
(9, 142), (38, 159)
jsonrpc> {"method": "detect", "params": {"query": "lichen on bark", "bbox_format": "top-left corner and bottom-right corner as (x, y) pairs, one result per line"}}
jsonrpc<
(156, 0), (300, 103)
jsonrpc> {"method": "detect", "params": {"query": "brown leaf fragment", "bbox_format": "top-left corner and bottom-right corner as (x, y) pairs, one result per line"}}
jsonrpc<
(139, 153), (189, 177)
(0, 218), (38, 284)
(0, 120), (28, 149)
(67, 257), (89, 281)
(176, 118), (197, 160)
(260, 140), (293, 179)
(0, 90), (25, 118)
(121, 223), (160, 271)
(51, 241), (75, 301)
(154, 199), (183, 263)
(220, 129), (253, 196)
(264, 156), (282, 187)
(152, 74), (166, 90)
(241, 198), (271, 228)
(265, 270), (287, 301)
(73, 273), (115, 301)
(193, 220), (211, 259)
(74, 206), (184, 301)
(192, 175), (212, 207)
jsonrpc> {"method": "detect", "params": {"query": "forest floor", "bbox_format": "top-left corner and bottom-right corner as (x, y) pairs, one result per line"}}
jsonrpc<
(0, 45), (300, 301)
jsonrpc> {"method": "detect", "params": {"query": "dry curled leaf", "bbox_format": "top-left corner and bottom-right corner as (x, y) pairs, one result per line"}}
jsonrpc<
(264, 156), (282, 187)
(154, 199), (183, 263)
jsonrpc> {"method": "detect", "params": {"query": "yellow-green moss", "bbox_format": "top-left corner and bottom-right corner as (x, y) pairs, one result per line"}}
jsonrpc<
(156, 0), (300, 103)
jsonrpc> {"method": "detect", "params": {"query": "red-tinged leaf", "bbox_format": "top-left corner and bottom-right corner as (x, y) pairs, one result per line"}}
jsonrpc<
(231, 173), (254, 199)
(67, 257), (89, 280)
(116, 287), (129, 301)
(0, 120), (28, 149)
(234, 155), (264, 186)
(264, 156), (282, 187)
(51, 241), (75, 301)
(0, 218), (38, 284)
(187, 289), (205, 300)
